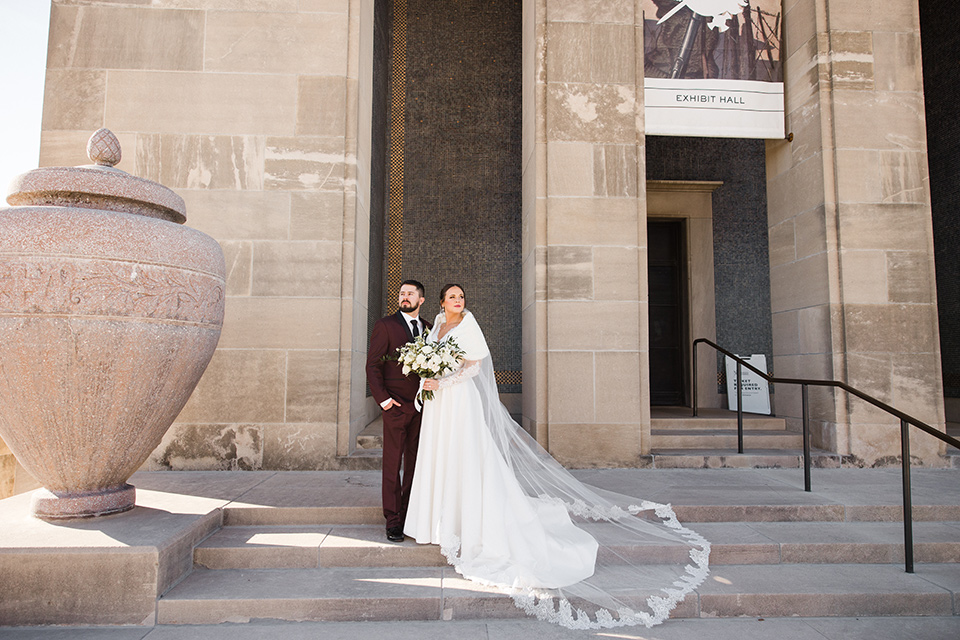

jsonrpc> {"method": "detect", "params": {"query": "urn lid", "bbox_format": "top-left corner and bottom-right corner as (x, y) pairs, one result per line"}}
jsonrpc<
(5, 129), (186, 224)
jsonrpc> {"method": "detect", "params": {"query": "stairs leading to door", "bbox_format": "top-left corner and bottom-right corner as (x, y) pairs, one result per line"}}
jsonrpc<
(355, 408), (839, 469)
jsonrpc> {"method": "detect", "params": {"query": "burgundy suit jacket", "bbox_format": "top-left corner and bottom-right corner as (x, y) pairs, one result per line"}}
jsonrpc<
(366, 311), (432, 406)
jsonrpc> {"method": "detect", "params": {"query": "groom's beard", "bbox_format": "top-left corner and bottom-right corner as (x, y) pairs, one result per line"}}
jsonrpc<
(399, 302), (420, 314)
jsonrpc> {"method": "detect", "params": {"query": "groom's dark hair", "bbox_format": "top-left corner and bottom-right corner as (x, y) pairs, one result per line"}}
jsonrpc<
(401, 279), (425, 298)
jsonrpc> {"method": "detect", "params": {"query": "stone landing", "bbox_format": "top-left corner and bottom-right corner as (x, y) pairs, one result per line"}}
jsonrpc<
(2, 469), (960, 628)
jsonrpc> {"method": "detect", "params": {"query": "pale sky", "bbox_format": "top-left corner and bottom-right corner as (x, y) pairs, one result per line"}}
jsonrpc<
(0, 1), (51, 196)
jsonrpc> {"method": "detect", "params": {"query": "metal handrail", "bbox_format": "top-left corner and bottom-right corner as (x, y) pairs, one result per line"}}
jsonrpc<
(692, 337), (960, 573)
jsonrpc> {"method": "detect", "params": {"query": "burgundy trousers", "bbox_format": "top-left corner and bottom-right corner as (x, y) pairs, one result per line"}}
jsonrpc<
(381, 403), (422, 529)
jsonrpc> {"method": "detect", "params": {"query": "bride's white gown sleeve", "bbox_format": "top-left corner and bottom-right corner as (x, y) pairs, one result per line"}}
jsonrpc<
(403, 311), (710, 629)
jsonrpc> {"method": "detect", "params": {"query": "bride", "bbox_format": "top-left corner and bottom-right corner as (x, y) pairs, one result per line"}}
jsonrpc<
(403, 284), (710, 629)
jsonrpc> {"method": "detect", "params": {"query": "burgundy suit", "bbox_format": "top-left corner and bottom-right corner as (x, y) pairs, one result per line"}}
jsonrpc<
(366, 311), (431, 529)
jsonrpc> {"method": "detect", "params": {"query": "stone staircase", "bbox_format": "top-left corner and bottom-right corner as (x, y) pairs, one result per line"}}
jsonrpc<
(356, 408), (840, 469)
(155, 490), (960, 625)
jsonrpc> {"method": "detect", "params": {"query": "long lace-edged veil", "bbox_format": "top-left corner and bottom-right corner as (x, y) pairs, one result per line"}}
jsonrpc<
(431, 310), (711, 629)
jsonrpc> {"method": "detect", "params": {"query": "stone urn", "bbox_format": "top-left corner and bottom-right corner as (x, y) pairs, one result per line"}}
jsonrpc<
(0, 129), (225, 519)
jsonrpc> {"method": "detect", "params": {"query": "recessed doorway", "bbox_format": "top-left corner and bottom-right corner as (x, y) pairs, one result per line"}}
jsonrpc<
(648, 219), (689, 406)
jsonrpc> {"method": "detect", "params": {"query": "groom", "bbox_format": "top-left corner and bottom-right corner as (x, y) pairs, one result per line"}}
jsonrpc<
(366, 280), (431, 542)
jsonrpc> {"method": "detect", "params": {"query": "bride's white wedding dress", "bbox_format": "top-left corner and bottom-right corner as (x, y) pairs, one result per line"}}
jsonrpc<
(404, 311), (710, 629)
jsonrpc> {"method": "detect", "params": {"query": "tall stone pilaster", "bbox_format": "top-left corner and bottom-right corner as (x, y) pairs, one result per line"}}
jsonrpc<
(767, 0), (945, 464)
(523, 0), (649, 465)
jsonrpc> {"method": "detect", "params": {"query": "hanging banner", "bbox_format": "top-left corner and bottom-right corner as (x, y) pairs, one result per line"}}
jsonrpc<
(725, 354), (771, 415)
(643, 0), (784, 139)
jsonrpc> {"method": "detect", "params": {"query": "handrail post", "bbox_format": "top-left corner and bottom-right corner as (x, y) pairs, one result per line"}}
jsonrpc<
(736, 360), (744, 454)
(901, 418), (914, 573)
(692, 340), (699, 417)
(802, 384), (811, 492)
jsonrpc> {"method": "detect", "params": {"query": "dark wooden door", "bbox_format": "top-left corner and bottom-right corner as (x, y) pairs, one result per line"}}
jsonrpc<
(648, 220), (688, 406)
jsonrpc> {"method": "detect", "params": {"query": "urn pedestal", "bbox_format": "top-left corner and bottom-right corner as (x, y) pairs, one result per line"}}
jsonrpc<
(0, 129), (225, 519)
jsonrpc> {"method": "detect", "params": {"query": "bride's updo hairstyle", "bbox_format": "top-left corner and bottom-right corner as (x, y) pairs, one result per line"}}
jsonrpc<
(439, 283), (466, 316)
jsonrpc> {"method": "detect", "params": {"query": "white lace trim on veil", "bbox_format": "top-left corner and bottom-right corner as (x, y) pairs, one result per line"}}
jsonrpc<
(430, 311), (711, 629)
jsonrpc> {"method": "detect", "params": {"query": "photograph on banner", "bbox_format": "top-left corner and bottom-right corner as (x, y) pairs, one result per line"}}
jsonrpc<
(643, 0), (784, 139)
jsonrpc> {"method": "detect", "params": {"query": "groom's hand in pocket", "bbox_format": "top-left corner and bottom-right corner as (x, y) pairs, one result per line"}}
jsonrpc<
(382, 398), (401, 410)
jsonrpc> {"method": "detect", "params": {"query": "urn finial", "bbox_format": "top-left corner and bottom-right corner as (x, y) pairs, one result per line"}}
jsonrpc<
(86, 128), (122, 167)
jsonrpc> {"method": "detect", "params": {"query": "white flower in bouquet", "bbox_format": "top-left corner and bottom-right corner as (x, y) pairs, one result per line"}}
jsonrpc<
(392, 335), (467, 403)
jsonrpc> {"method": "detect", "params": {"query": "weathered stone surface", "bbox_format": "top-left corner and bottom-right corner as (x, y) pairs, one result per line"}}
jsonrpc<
(147, 423), (264, 471)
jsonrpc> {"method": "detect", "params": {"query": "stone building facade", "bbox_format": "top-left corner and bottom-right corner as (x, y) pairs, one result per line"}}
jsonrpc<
(1, 0), (953, 494)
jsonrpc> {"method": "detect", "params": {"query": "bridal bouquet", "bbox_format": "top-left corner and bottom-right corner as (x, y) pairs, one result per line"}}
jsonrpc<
(395, 335), (465, 403)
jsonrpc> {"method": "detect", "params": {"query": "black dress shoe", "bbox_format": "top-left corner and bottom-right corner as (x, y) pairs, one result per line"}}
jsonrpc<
(386, 526), (404, 542)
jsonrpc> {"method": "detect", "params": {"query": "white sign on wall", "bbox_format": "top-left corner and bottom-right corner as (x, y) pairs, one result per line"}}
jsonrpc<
(643, 0), (785, 139)
(725, 354), (771, 415)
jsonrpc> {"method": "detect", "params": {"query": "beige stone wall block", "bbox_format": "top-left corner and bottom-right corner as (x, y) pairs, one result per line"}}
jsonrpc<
(887, 251), (934, 304)
(848, 426), (944, 468)
(290, 192), (346, 242)
(844, 303), (937, 354)
(286, 351), (339, 423)
(769, 253), (830, 313)
(12, 460), (40, 495)
(827, 0), (919, 32)
(250, 241), (342, 297)
(783, 39), (820, 115)
(794, 207), (828, 259)
(220, 241), (253, 296)
(176, 349), (286, 423)
(106, 71), (297, 136)
(772, 310), (800, 356)
(546, 197), (640, 245)
(546, 22), (591, 83)
(798, 304), (834, 355)
(548, 423), (640, 468)
(873, 31), (922, 93)
(143, 1), (299, 10)
(41, 68), (106, 132)
(593, 144), (637, 197)
(48, 5), (204, 71)
(844, 352), (895, 423)
(833, 149), (880, 204)
(838, 250), (887, 304)
(179, 190), (289, 240)
(547, 351), (594, 423)
(300, 0), (350, 13)
(205, 11), (348, 75)
(879, 151), (927, 204)
(768, 219), (796, 267)
(547, 0), (633, 24)
(520, 248), (541, 309)
(783, 0), (817, 59)
(827, 31), (875, 91)
(264, 136), (347, 191)
(218, 297), (338, 349)
(832, 91), (927, 152)
(767, 157), (824, 226)
(771, 353), (838, 419)
(146, 423), (264, 471)
(590, 24), (635, 84)
(297, 76), (348, 137)
(546, 301), (639, 350)
(262, 422), (338, 470)
(546, 83), (638, 143)
(595, 352), (641, 422)
(593, 246), (639, 300)
(838, 203), (931, 252)
(135, 134), (266, 190)
(39, 130), (137, 173)
(546, 142), (594, 196)
(891, 352), (946, 426)
(546, 246), (593, 299)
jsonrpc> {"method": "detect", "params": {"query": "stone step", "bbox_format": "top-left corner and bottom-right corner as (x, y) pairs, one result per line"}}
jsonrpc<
(156, 563), (960, 625)
(219, 500), (960, 527)
(193, 522), (960, 571)
(650, 449), (841, 469)
(651, 429), (803, 450)
(651, 415), (788, 431)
